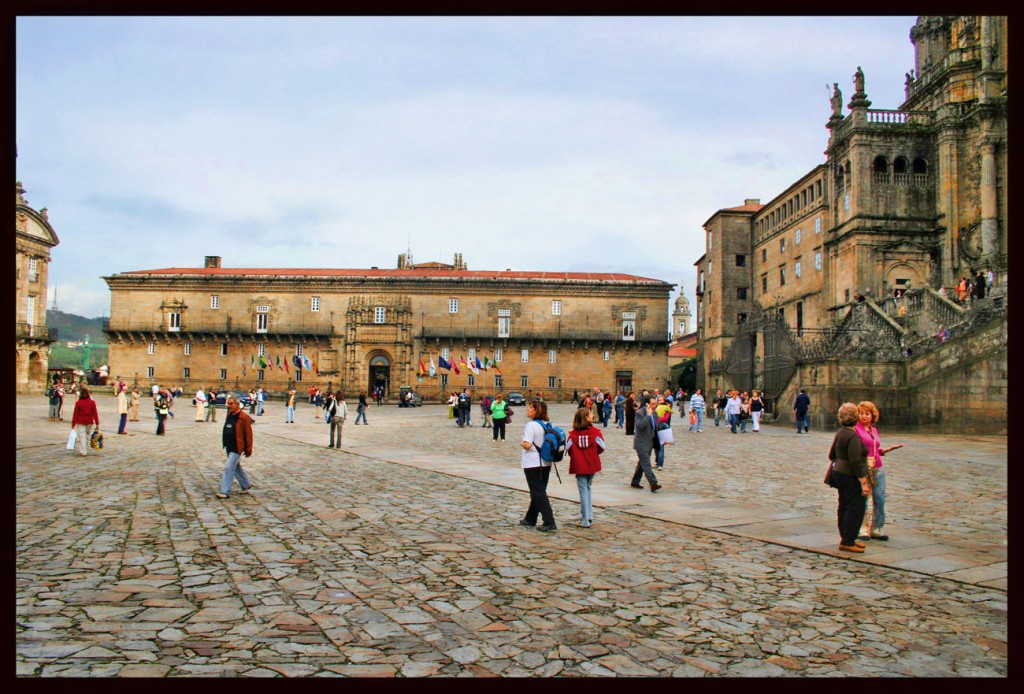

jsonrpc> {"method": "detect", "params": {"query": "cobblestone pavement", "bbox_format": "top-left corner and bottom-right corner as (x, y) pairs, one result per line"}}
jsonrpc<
(17, 395), (1006, 677)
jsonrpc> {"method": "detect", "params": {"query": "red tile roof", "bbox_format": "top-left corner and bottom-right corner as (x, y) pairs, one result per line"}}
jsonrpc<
(722, 203), (765, 213)
(119, 267), (670, 283)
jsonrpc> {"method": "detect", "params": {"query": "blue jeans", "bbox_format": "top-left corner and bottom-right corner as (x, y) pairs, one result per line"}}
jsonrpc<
(286, 405), (295, 423)
(256, 400), (264, 416)
(576, 474), (595, 526)
(714, 408), (722, 426)
(871, 468), (886, 530)
(694, 408), (704, 431)
(655, 443), (666, 467)
(219, 451), (251, 495)
(729, 413), (738, 433)
(615, 407), (624, 426)
(796, 411), (808, 432)
(355, 408), (367, 424)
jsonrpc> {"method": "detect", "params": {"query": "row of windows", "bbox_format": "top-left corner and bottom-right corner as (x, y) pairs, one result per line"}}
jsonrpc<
(151, 342), (307, 359)
(146, 366), (304, 383)
(204, 295), (568, 316)
(760, 252), (823, 292)
(437, 374), (578, 390)
(757, 180), (825, 236)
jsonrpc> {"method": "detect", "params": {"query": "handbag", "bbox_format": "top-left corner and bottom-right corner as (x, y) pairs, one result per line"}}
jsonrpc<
(67, 429), (77, 450)
(824, 460), (835, 486)
(657, 427), (674, 445)
(90, 429), (104, 450)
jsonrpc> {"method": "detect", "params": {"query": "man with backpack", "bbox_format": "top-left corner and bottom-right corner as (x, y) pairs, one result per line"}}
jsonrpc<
(457, 389), (472, 428)
(519, 400), (561, 532)
(47, 381), (61, 421)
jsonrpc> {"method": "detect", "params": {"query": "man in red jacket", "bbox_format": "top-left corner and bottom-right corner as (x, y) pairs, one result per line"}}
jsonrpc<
(216, 396), (254, 499)
(70, 387), (100, 457)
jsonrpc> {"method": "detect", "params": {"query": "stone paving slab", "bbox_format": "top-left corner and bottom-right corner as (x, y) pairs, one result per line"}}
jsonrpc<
(16, 395), (1006, 677)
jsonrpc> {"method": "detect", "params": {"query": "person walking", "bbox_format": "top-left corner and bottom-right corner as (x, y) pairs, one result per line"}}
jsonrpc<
(256, 387), (266, 416)
(614, 392), (625, 428)
(519, 400), (557, 532)
(480, 394), (493, 428)
(154, 389), (170, 435)
(725, 391), (742, 434)
(216, 396), (254, 499)
(630, 398), (662, 492)
(457, 389), (472, 427)
(116, 384), (129, 434)
(70, 387), (100, 457)
(567, 407), (604, 528)
(285, 387), (296, 423)
(689, 388), (705, 432)
(714, 390), (728, 427)
(571, 389), (580, 405)
(794, 388), (811, 433)
(354, 391), (369, 425)
(248, 388), (257, 415)
(749, 390), (765, 432)
(326, 393), (348, 448)
(205, 388), (218, 422)
(194, 386), (207, 421)
(490, 392), (509, 442)
(654, 395), (673, 469)
(826, 403), (870, 553)
(129, 385), (140, 421)
(601, 395), (612, 428)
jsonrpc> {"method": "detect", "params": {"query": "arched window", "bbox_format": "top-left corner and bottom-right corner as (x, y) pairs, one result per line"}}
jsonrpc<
(873, 155), (889, 173)
(912, 157), (928, 174)
(893, 156), (909, 174)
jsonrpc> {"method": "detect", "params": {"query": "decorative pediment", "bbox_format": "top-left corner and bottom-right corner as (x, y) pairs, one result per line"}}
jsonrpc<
(876, 239), (937, 257)
(610, 304), (648, 321)
(486, 302), (522, 317)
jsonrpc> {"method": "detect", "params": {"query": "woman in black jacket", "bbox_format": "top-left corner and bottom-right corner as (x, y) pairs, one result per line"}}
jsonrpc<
(827, 403), (872, 553)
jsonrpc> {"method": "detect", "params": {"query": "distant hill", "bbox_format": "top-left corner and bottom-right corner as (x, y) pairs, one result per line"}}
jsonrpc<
(46, 310), (108, 345)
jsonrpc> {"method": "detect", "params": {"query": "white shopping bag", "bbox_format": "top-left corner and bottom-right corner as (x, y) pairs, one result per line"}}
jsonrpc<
(66, 429), (77, 450)
(657, 428), (674, 445)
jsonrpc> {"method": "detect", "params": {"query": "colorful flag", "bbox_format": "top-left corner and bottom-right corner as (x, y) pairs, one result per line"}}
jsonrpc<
(492, 358), (502, 376)
(451, 357), (461, 376)
(292, 355), (303, 370)
(258, 355), (268, 369)
(438, 356), (451, 370)
(475, 356), (484, 372)
(312, 356), (318, 374)
(283, 356), (289, 373)
(302, 354), (313, 371)
(419, 359), (428, 377)
(482, 357), (490, 370)
(429, 356), (436, 377)
(251, 355), (255, 367)
(276, 355), (281, 370)
(468, 357), (479, 375)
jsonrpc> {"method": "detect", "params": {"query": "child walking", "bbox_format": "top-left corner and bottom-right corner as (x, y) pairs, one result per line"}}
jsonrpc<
(567, 407), (605, 528)
(689, 407), (699, 432)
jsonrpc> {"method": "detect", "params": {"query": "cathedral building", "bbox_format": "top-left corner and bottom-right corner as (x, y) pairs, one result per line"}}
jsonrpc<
(693, 16), (1007, 432)
(103, 254), (673, 400)
(15, 182), (60, 393)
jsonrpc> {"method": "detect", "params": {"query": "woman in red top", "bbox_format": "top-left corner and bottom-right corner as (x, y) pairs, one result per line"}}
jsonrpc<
(567, 407), (605, 528)
(70, 387), (100, 457)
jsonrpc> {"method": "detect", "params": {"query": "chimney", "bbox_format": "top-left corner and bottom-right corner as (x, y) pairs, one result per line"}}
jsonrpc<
(744, 199), (761, 206)
(204, 256), (222, 268)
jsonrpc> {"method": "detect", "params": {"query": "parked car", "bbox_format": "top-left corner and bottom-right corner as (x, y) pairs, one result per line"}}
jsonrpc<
(212, 389), (252, 408)
(398, 386), (423, 407)
(506, 391), (527, 406)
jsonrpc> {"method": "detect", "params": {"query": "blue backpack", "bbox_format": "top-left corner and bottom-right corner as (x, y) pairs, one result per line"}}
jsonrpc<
(535, 420), (566, 463)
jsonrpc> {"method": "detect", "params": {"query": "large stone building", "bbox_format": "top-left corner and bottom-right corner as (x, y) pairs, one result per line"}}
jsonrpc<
(694, 16), (1008, 432)
(15, 182), (60, 393)
(103, 254), (673, 400)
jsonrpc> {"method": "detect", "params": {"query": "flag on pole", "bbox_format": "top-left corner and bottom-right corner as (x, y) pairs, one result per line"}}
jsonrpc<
(475, 356), (484, 372)
(419, 359), (428, 377)
(292, 355), (303, 370)
(492, 357), (502, 376)
(258, 355), (268, 369)
(276, 355), (281, 370)
(251, 355), (255, 367)
(468, 357), (479, 375)
(451, 357), (461, 376)
(283, 356), (289, 373)
(312, 356), (318, 374)
(302, 354), (313, 371)
(438, 356), (451, 370)
(482, 357), (490, 370)
(429, 356), (436, 377)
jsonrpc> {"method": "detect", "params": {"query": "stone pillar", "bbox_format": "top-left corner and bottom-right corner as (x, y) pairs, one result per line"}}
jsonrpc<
(980, 138), (1000, 260)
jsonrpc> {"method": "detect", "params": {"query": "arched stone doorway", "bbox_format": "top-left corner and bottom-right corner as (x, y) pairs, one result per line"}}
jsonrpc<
(884, 262), (925, 295)
(368, 353), (391, 398)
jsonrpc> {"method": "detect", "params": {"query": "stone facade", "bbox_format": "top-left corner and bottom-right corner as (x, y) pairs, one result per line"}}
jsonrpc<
(15, 182), (59, 394)
(694, 16), (1008, 431)
(103, 255), (673, 400)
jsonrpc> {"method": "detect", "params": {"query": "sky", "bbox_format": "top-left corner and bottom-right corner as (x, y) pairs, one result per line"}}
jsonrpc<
(16, 15), (918, 324)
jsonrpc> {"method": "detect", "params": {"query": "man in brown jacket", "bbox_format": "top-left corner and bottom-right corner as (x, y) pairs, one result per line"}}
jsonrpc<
(216, 396), (254, 499)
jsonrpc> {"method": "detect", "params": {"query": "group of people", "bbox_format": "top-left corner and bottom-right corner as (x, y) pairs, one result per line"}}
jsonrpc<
(954, 269), (993, 304)
(826, 400), (903, 553)
(701, 389), (767, 433)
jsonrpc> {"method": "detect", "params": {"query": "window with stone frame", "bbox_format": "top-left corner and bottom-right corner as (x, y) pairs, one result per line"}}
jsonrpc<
(147, 366), (154, 378)
(311, 296), (320, 312)
(551, 300), (562, 316)
(449, 298), (459, 313)
(521, 375), (529, 388)
(184, 342), (191, 355)
(148, 341), (156, 355)
(219, 369), (227, 380)
(211, 295), (220, 309)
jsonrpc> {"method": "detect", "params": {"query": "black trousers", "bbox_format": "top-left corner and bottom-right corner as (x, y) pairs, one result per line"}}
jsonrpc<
(833, 470), (867, 545)
(492, 418), (507, 440)
(523, 466), (555, 527)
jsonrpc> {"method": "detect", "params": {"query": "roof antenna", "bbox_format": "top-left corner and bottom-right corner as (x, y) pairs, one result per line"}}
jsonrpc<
(51, 284), (58, 311)
(406, 234), (413, 266)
